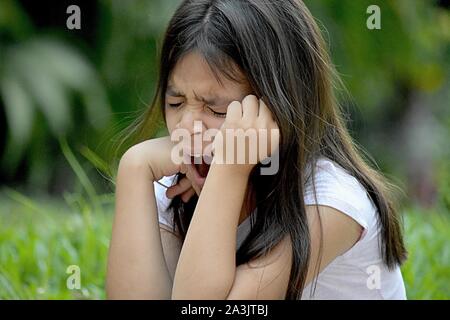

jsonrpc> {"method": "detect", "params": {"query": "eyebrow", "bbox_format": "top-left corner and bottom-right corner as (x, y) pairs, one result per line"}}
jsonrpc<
(166, 84), (232, 106)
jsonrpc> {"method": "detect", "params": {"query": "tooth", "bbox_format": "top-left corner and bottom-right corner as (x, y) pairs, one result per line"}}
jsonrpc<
(193, 156), (202, 164)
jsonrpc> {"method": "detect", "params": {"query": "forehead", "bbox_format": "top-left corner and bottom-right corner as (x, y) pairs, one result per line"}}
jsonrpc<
(168, 51), (249, 95)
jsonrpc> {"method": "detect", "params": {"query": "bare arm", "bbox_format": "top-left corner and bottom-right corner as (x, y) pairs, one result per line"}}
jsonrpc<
(159, 223), (183, 282)
(171, 164), (249, 299)
(106, 141), (177, 299)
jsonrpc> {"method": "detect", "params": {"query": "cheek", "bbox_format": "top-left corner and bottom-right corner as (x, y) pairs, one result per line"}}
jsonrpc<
(205, 117), (225, 131)
(165, 107), (178, 133)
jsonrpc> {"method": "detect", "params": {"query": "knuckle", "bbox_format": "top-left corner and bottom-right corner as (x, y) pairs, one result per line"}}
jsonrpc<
(242, 94), (257, 106)
(228, 100), (241, 109)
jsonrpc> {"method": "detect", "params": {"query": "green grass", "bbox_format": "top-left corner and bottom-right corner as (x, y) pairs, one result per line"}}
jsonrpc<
(0, 189), (113, 299)
(0, 188), (449, 299)
(401, 206), (450, 299)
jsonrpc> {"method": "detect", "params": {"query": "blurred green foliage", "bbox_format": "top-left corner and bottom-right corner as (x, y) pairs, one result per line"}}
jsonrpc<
(305, 0), (449, 105)
(0, 0), (183, 192)
(1, 38), (110, 169)
(0, 190), (112, 299)
(402, 208), (450, 299)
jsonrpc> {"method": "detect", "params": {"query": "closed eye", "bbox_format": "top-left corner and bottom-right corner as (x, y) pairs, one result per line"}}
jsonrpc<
(206, 106), (227, 118)
(166, 101), (227, 117)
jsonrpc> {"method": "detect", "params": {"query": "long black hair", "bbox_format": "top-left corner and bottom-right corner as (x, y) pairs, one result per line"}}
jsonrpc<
(129, 0), (407, 299)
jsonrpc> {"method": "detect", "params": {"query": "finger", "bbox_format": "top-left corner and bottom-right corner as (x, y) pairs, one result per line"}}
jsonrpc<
(242, 95), (259, 122)
(191, 180), (202, 195)
(185, 165), (202, 195)
(226, 101), (243, 122)
(257, 98), (274, 121)
(184, 165), (197, 186)
(166, 177), (192, 199)
(180, 162), (188, 174)
(181, 188), (196, 203)
(269, 127), (281, 154)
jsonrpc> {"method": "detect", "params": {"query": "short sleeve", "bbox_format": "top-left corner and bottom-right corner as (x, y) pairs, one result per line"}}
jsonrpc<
(153, 175), (177, 229)
(303, 157), (375, 241)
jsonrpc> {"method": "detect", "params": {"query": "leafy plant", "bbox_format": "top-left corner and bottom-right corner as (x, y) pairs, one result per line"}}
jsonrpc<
(1, 38), (110, 172)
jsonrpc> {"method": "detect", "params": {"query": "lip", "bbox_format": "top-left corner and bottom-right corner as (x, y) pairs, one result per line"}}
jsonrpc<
(189, 162), (206, 187)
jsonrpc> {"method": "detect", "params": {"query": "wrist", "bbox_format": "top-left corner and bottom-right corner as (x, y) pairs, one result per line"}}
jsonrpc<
(208, 162), (253, 181)
(211, 141), (258, 177)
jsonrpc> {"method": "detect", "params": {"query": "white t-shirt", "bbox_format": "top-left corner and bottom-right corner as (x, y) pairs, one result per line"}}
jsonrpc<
(153, 156), (407, 300)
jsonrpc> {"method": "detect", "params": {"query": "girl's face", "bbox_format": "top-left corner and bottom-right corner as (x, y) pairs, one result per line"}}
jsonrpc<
(164, 52), (252, 189)
(165, 51), (253, 136)
(164, 51), (253, 191)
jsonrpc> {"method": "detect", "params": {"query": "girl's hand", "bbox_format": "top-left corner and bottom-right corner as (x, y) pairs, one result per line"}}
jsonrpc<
(211, 95), (280, 175)
(165, 164), (202, 203)
(124, 137), (202, 203)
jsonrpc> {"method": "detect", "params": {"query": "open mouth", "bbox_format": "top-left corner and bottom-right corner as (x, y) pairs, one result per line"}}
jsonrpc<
(191, 155), (210, 178)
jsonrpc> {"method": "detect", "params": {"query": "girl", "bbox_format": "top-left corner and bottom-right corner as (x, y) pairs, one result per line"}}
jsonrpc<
(106, 0), (407, 300)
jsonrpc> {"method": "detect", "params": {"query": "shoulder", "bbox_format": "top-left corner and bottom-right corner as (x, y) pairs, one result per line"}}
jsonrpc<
(304, 156), (377, 235)
(303, 204), (363, 285)
(301, 157), (380, 284)
(304, 157), (369, 201)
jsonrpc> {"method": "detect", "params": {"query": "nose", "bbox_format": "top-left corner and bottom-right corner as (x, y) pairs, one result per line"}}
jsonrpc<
(177, 111), (201, 135)
(177, 106), (212, 133)
(175, 111), (208, 157)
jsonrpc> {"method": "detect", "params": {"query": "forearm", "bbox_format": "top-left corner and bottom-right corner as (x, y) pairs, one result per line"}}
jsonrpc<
(106, 151), (172, 299)
(171, 164), (249, 299)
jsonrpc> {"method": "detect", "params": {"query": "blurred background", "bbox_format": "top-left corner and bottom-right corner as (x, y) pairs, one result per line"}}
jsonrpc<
(0, 0), (449, 299)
